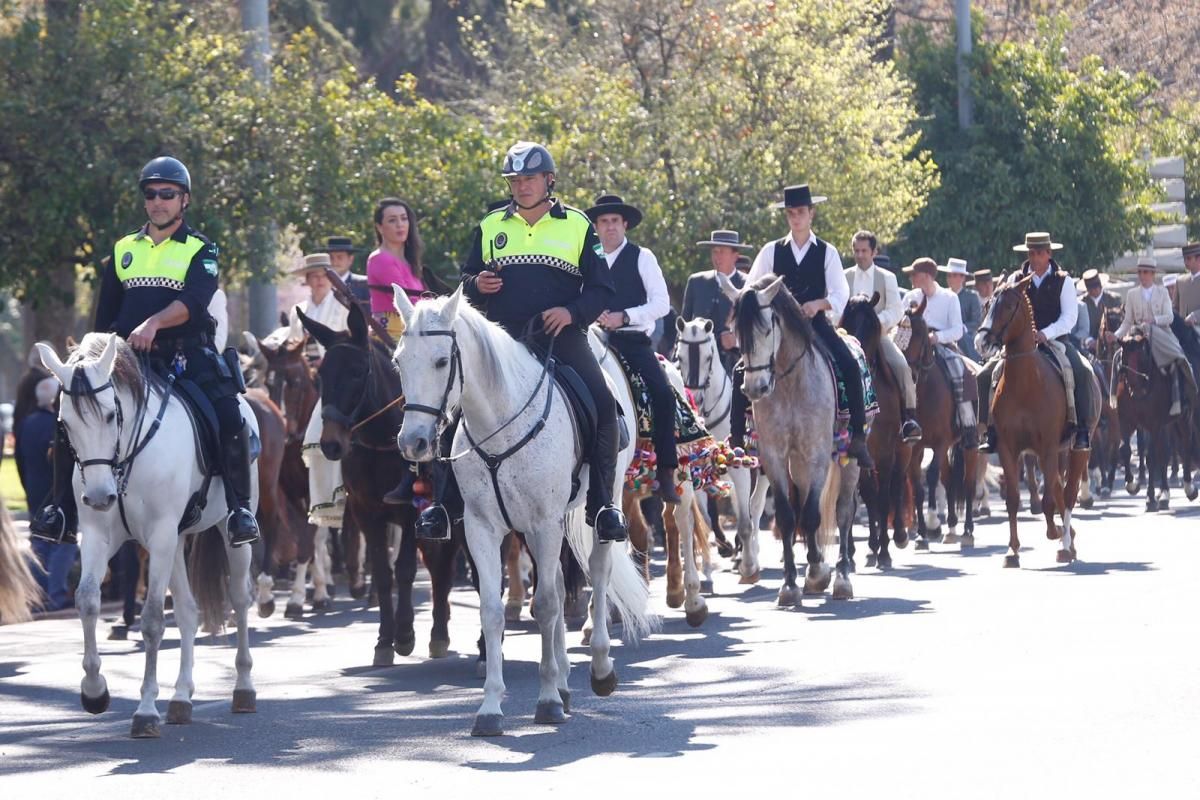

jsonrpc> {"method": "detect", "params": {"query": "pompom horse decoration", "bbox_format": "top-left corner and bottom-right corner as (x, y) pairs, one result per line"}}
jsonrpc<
(391, 285), (656, 737)
(38, 334), (258, 738)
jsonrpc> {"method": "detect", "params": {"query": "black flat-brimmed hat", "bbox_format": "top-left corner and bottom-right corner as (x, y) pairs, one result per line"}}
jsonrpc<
(696, 230), (754, 250)
(585, 194), (643, 230)
(735, 254), (752, 272)
(771, 184), (828, 209)
(972, 269), (994, 283)
(322, 236), (361, 253)
(1013, 231), (1063, 252)
(873, 254), (892, 270)
(1183, 242), (1200, 258)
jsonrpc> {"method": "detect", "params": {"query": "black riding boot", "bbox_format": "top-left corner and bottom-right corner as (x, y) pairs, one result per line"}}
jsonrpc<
(29, 422), (79, 545)
(222, 423), (260, 547)
(730, 365), (748, 448)
(416, 454), (463, 541)
(587, 416), (627, 543)
(382, 467), (417, 506)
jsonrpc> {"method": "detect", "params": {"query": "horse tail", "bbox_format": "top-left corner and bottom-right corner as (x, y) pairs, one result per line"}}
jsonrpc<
(563, 505), (659, 644)
(0, 504), (41, 623)
(817, 459), (842, 553)
(189, 527), (230, 634)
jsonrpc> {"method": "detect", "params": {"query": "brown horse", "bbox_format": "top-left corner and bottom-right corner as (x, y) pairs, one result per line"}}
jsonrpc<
(1093, 306), (1129, 498)
(977, 276), (1100, 566)
(242, 387), (297, 617)
(899, 296), (979, 550)
(840, 293), (911, 569)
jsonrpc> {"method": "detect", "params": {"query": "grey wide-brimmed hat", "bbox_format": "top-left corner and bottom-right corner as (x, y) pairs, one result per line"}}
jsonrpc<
(290, 252), (333, 276)
(696, 230), (754, 250)
(1013, 231), (1064, 252)
(322, 236), (361, 253)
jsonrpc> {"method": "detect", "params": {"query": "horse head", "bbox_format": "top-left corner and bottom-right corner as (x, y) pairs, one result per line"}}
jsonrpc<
(392, 284), (465, 462)
(674, 317), (719, 404)
(258, 333), (315, 442)
(299, 302), (373, 461)
(721, 273), (812, 401)
(977, 274), (1033, 356)
(37, 333), (140, 512)
(840, 293), (882, 360)
(1118, 331), (1153, 399)
(898, 294), (932, 367)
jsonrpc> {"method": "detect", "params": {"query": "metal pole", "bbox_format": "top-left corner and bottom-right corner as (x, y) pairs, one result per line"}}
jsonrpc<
(955, 0), (973, 129)
(240, 0), (277, 337)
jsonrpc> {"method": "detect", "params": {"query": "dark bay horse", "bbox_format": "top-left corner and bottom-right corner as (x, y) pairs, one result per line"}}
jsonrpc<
(841, 293), (910, 569)
(977, 276), (1100, 566)
(898, 297), (978, 550)
(1093, 306), (1129, 498)
(299, 303), (474, 667)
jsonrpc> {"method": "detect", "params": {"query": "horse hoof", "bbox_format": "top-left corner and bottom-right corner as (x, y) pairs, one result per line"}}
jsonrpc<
(1056, 549), (1075, 564)
(232, 689), (257, 714)
(559, 689), (571, 714)
(864, 553), (877, 568)
(915, 540), (930, 551)
(943, 532), (960, 545)
(394, 636), (416, 658)
(504, 602), (523, 623)
(349, 584), (367, 601)
(699, 579), (714, 595)
(131, 714), (160, 739)
(107, 625), (128, 641)
(1186, 485), (1199, 502)
(166, 700), (192, 725)
(832, 579), (853, 600)
(685, 604), (709, 628)
(716, 541), (735, 559)
(283, 602), (304, 620)
(311, 598), (332, 613)
(1003, 554), (1020, 569)
(666, 589), (685, 609)
(1146, 500), (1159, 513)
(777, 586), (800, 607)
(580, 629), (592, 647)
(256, 599), (275, 618)
(894, 533), (909, 549)
(1159, 498), (1170, 511)
(429, 639), (450, 659)
(534, 701), (567, 725)
(373, 645), (395, 667)
(738, 570), (760, 585)
(1099, 487), (1111, 499)
(804, 567), (832, 595)
(81, 689), (110, 715)
(471, 714), (504, 737)
(475, 659), (487, 679)
(590, 668), (618, 697)
(960, 535), (975, 551)
(877, 554), (893, 571)
(1080, 497), (1094, 510)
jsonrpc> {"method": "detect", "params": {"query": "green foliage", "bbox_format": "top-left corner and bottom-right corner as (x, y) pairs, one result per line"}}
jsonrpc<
(896, 15), (1158, 273)
(460, 0), (937, 288)
(1152, 99), (1200, 240)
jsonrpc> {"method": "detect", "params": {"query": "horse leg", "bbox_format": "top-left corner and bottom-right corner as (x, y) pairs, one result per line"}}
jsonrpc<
(343, 514), (367, 600)
(587, 512), (618, 697)
(364, 521), (396, 666)
(422, 536), (456, 659)
(775, 485), (800, 606)
(78, 531), (119, 716)
(802, 481), (832, 595)
(131, 535), (177, 738)
(466, 511), (507, 736)
(393, 518), (419, 658)
(226, 532), (256, 713)
(941, 449), (960, 543)
(1137, 428), (1147, 493)
(692, 501), (715, 593)
(924, 458), (941, 534)
(998, 445), (1023, 568)
(833, 466), (856, 599)
(310, 526), (332, 612)
(529, 531), (567, 725)
(677, 488), (708, 627)
(166, 543), (197, 725)
(909, 452), (930, 549)
(664, 500), (684, 609)
(621, 492), (651, 585)
(1024, 453), (1043, 516)
(285, 558), (308, 619)
(961, 448), (977, 549)
(731, 466), (760, 582)
(1039, 449), (1062, 542)
(502, 532), (526, 622)
(552, 559), (571, 714)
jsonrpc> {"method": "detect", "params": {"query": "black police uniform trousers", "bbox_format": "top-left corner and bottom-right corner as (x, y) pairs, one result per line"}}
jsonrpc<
(976, 336), (1092, 429)
(731, 312), (868, 441)
(428, 322), (621, 522)
(608, 330), (678, 470)
(43, 338), (244, 524)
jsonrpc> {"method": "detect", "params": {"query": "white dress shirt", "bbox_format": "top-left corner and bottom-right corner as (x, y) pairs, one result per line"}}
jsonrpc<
(1029, 269), (1078, 341)
(901, 286), (964, 344)
(848, 264), (903, 332)
(748, 232), (849, 321)
(288, 290), (349, 357)
(605, 238), (671, 336)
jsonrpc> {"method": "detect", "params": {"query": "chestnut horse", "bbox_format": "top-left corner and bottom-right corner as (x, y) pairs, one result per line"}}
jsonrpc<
(976, 276), (1100, 566)
(898, 297), (978, 550)
(840, 293), (910, 569)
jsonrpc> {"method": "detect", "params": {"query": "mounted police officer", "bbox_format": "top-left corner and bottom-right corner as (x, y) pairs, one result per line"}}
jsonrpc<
(587, 193), (678, 505)
(29, 157), (259, 547)
(416, 142), (628, 542)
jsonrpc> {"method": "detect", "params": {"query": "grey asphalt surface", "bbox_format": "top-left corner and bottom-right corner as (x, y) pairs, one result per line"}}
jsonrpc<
(1, 491), (1197, 797)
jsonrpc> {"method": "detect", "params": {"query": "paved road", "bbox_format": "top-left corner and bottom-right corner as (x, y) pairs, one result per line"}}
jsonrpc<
(1, 491), (1197, 796)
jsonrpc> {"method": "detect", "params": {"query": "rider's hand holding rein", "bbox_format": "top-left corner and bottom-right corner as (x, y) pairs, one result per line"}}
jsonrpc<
(128, 300), (189, 352)
(541, 306), (572, 336)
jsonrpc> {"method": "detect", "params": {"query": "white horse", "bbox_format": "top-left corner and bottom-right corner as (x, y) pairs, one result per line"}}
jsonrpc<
(38, 334), (258, 738)
(674, 317), (771, 584)
(391, 286), (656, 737)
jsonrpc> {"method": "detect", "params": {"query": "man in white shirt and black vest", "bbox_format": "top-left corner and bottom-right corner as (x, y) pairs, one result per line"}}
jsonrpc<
(586, 194), (679, 504)
(743, 184), (873, 469)
(979, 231), (1093, 452)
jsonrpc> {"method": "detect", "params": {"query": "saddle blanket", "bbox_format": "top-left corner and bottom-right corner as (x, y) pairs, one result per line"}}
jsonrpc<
(828, 333), (879, 463)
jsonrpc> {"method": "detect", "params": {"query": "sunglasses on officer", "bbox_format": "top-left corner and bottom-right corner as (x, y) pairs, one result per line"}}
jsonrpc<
(143, 187), (183, 201)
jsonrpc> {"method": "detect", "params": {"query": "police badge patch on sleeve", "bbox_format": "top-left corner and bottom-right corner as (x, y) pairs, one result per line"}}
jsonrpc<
(202, 259), (218, 276)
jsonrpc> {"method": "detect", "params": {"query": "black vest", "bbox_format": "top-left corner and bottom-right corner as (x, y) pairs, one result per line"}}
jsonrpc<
(773, 237), (827, 304)
(608, 242), (647, 312)
(1022, 266), (1069, 331)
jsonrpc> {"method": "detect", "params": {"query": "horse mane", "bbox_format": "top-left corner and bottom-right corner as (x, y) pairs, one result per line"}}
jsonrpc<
(64, 333), (159, 419)
(409, 295), (536, 396)
(842, 294), (882, 350)
(735, 275), (815, 355)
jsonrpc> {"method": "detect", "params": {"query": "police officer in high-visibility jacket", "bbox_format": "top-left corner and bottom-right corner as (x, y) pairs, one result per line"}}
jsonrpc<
(416, 141), (628, 542)
(29, 157), (259, 547)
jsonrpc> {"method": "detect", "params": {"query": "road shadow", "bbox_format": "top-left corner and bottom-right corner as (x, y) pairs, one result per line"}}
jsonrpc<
(1032, 560), (1155, 576)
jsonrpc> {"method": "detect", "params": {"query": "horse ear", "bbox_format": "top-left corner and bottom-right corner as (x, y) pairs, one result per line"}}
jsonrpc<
(346, 303), (368, 344)
(716, 271), (740, 303)
(36, 342), (72, 387)
(759, 276), (784, 305)
(675, 315), (687, 334)
(870, 291), (881, 307)
(392, 283), (416, 326)
(97, 334), (119, 378)
(702, 318), (714, 334)
(443, 284), (464, 321)
(298, 307), (339, 351)
(241, 331), (260, 356)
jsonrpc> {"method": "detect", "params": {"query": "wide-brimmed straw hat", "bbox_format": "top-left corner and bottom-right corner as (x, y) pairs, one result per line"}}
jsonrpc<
(696, 230), (754, 250)
(290, 252), (332, 276)
(939, 257), (969, 275)
(1013, 231), (1064, 252)
(1136, 256), (1159, 271)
